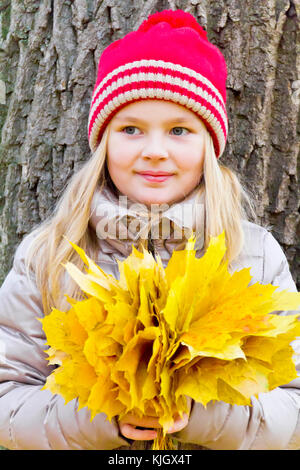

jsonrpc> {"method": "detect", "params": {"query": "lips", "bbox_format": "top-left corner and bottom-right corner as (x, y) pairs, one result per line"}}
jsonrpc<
(138, 171), (174, 176)
(137, 171), (174, 183)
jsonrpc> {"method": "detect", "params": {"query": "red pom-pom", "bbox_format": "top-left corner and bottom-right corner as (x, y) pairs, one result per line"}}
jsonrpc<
(139, 9), (207, 40)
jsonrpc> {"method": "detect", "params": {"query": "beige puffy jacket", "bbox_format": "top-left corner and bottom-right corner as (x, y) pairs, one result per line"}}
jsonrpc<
(0, 184), (299, 450)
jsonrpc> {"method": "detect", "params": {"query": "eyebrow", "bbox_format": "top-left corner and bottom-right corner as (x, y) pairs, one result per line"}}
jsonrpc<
(114, 115), (194, 124)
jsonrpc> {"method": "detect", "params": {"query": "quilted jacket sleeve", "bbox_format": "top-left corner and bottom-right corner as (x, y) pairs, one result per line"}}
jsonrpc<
(174, 229), (300, 450)
(0, 234), (130, 450)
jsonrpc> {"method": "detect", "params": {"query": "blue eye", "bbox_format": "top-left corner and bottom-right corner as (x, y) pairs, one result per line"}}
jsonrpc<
(171, 127), (189, 136)
(122, 126), (138, 135)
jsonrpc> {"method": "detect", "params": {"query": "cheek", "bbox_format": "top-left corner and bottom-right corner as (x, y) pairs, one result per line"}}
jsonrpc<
(107, 152), (130, 175)
(178, 152), (204, 174)
(107, 138), (137, 171)
(107, 160), (127, 188)
(106, 150), (135, 190)
(174, 139), (205, 169)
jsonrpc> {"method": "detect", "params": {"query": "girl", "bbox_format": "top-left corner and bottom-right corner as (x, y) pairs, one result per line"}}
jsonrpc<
(0, 9), (299, 450)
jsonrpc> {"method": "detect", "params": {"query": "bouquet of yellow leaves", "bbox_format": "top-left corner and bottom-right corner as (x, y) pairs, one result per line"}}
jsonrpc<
(41, 232), (300, 450)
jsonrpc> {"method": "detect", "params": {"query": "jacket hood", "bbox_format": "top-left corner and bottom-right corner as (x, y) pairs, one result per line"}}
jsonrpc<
(89, 182), (205, 260)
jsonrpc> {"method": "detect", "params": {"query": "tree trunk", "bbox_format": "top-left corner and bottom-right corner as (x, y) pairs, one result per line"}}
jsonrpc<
(0, 0), (299, 288)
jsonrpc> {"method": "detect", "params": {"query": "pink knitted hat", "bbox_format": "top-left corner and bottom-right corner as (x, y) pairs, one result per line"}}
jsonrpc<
(88, 9), (228, 158)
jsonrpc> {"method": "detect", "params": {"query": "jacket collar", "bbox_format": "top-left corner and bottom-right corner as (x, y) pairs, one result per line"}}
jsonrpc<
(89, 183), (205, 260)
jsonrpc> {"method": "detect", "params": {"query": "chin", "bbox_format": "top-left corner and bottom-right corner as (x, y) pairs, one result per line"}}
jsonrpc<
(138, 197), (175, 207)
(128, 189), (179, 207)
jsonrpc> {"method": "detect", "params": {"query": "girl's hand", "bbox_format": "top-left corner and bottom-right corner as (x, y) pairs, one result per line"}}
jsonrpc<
(118, 398), (192, 441)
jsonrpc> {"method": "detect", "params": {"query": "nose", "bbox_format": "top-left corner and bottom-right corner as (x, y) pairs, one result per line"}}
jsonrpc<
(141, 133), (169, 160)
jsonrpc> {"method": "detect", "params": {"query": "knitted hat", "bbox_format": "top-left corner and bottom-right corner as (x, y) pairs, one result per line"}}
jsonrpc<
(88, 9), (228, 158)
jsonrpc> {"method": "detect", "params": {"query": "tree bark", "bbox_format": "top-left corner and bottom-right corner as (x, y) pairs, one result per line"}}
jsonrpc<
(0, 0), (299, 288)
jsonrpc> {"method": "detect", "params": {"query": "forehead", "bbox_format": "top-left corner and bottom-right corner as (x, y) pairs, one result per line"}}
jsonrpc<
(111, 99), (203, 124)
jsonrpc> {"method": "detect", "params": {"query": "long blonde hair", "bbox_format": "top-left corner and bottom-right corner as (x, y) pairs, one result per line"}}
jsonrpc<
(24, 121), (255, 315)
(201, 129), (255, 258)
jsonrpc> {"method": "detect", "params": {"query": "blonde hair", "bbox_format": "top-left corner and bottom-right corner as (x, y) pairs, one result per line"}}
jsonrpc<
(24, 121), (255, 315)
(201, 129), (255, 260)
(25, 127), (110, 315)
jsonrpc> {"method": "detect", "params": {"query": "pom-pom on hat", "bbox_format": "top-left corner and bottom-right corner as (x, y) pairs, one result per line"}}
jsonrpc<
(88, 9), (228, 158)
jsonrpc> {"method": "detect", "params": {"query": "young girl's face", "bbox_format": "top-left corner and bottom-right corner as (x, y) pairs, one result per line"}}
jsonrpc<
(106, 100), (206, 207)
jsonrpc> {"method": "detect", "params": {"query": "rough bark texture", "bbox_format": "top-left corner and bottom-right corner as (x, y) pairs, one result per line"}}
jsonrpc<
(0, 0), (299, 291)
